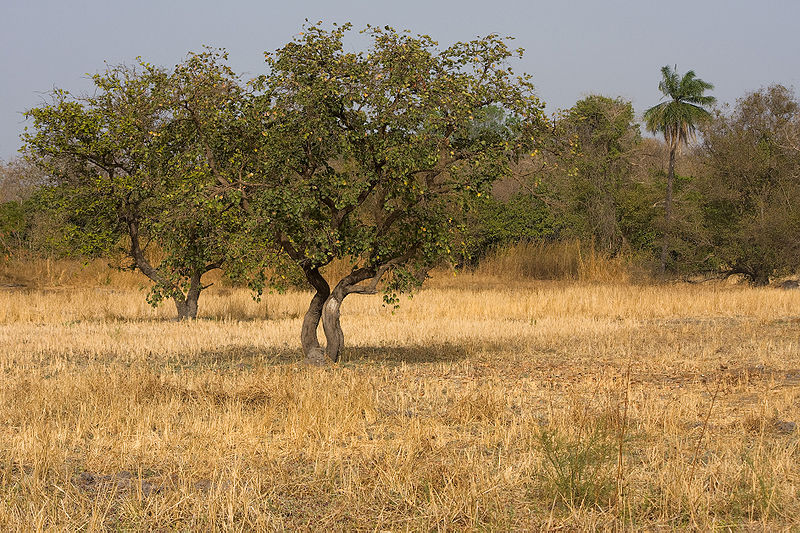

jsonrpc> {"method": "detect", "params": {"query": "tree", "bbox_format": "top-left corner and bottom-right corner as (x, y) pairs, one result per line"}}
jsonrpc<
(0, 158), (48, 203)
(700, 85), (800, 285)
(460, 191), (556, 266)
(0, 197), (30, 255)
(553, 95), (641, 253)
(481, 96), (645, 264)
(643, 65), (715, 273)
(241, 24), (546, 363)
(23, 54), (243, 318)
(0, 159), (48, 254)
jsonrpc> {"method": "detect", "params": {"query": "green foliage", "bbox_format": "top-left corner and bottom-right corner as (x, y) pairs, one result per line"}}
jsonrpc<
(0, 159), (51, 255)
(242, 23), (547, 295)
(0, 200), (28, 254)
(498, 95), (645, 262)
(461, 193), (556, 265)
(554, 95), (642, 252)
(535, 419), (619, 510)
(616, 178), (662, 255)
(699, 85), (800, 284)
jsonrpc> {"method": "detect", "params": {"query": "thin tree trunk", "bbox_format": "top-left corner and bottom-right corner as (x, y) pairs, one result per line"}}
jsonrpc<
(660, 145), (676, 274)
(127, 218), (219, 320)
(301, 267), (330, 365)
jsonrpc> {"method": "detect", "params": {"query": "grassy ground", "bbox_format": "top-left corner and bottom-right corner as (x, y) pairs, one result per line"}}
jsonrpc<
(0, 275), (798, 530)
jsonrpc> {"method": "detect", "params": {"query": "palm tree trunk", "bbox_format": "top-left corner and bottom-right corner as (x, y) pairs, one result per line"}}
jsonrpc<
(660, 145), (676, 274)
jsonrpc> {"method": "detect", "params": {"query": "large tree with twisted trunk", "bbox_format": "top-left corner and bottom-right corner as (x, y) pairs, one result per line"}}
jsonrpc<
(242, 24), (546, 364)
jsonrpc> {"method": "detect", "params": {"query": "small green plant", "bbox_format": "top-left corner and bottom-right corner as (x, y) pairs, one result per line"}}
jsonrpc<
(536, 417), (619, 510)
(741, 451), (779, 521)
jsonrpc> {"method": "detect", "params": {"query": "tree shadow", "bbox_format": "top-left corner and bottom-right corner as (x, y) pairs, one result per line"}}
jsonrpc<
(339, 343), (470, 365)
(166, 345), (301, 371)
(163, 342), (469, 371)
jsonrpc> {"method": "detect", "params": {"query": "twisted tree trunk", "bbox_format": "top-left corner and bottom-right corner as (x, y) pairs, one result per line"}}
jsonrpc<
(307, 255), (423, 364)
(319, 262), (400, 363)
(300, 267), (331, 365)
(322, 288), (346, 363)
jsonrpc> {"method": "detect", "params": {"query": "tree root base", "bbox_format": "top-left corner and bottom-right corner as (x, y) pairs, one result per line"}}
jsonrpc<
(303, 347), (329, 366)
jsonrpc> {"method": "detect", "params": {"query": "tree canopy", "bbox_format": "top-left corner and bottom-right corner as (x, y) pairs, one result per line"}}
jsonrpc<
(699, 85), (800, 284)
(644, 65), (716, 150)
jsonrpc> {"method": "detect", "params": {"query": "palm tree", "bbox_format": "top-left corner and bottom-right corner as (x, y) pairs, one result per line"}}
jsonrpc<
(644, 65), (716, 274)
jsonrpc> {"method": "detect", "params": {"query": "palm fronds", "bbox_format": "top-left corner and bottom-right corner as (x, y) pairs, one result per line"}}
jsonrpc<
(644, 65), (716, 151)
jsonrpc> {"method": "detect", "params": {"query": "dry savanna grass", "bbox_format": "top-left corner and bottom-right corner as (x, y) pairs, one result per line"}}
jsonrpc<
(1, 266), (799, 530)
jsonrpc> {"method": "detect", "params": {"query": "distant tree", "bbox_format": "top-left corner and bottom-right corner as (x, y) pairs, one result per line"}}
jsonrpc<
(486, 96), (645, 262)
(0, 198), (29, 255)
(700, 85), (800, 285)
(0, 159), (48, 254)
(239, 24), (546, 363)
(644, 65), (715, 273)
(460, 191), (556, 265)
(23, 54), (243, 318)
(0, 158), (48, 203)
(554, 95), (641, 253)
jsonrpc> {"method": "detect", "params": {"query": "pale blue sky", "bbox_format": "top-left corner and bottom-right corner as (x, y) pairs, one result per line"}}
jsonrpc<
(1, 0), (798, 160)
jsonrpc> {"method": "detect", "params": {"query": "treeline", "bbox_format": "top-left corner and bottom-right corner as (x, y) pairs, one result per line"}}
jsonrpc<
(461, 87), (800, 286)
(0, 25), (799, 356)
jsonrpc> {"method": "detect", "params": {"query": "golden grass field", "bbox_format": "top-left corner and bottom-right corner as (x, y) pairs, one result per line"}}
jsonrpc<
(1, 264), (799, 530)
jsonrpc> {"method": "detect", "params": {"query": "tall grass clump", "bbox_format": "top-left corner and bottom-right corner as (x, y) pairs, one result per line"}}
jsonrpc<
(474, 239), (634, 282)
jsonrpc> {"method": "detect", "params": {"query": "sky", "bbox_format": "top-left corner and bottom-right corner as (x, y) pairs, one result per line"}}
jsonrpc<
(1, 0), (799, 160)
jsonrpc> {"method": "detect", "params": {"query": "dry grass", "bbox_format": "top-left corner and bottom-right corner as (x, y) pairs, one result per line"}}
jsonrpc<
(0, 255), (155, 290)
(472, 240), (637, 283)
(1, 268), (799, 530)
(0, 240), (631, 292)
